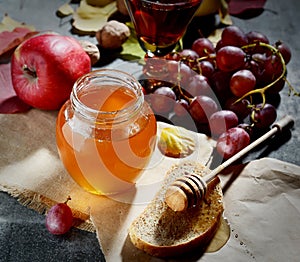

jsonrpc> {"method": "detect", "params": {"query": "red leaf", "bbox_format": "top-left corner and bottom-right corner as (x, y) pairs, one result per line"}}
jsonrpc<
(229, 0), (267, 18)
(0, 63), (31, 113)
(0, 27), (38, 63)
(0, 96), (31, 113)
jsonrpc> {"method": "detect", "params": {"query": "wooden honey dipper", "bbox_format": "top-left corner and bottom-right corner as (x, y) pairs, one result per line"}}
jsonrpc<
(165, 115), (294, 212)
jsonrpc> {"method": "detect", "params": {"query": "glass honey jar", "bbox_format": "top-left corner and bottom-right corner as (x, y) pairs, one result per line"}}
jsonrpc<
(56, 69), (157, 195)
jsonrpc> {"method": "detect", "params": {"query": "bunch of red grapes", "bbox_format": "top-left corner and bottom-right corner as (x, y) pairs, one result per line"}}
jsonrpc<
(142, 25), (295, 160)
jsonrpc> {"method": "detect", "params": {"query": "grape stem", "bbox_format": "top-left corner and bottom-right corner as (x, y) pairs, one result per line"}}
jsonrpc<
(171, 41), (300, 107)
(175, 61), (193, 103)
(234, 42), (299, 108)
(64, 196), (71, 204)
(284, 76), (300, 96)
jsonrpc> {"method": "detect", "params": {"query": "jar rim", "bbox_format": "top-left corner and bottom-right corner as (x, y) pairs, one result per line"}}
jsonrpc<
(70, 69), (144, 125)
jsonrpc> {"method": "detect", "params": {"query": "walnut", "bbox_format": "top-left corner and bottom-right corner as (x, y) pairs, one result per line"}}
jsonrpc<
(96, 20), (130, 49)
(78, 40), (100, 65)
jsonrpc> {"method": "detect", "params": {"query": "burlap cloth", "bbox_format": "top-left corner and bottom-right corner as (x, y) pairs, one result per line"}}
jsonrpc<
(1, 109), (300, 261)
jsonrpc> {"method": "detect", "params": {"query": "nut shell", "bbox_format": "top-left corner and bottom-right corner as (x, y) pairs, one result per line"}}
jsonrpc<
(78, 40), (100, 65)
(96, 20), (130, 49)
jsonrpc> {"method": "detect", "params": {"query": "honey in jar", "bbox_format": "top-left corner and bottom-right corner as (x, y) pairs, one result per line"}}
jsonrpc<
(56, 69), (157, 195)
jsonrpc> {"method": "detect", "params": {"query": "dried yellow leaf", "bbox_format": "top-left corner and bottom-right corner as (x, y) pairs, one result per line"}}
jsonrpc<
(218, 0), (232, 25)
(195, 0), (232, 25)
(76, 0), (116, 18)
(207, 28), (223, 46)
(195, 0), (221, 16)
(72, 12), (108, 34)
(56, 2), (74, 18)
(72, 0), (117, 34)
(0, 14), (35, 32)
(158, 127), (195, 158)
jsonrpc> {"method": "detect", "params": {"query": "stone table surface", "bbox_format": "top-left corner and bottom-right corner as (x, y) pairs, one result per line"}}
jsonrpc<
(0, 0), (299, 261)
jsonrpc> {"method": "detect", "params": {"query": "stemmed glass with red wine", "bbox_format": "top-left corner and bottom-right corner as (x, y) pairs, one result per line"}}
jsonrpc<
(125, 0), (203, 58)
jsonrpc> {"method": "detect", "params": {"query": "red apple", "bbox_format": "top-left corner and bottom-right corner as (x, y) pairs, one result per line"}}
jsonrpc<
(11, 33), (91, 110)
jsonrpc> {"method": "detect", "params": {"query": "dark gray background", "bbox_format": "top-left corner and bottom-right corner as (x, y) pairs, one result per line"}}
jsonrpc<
(1, 0), (299, 261)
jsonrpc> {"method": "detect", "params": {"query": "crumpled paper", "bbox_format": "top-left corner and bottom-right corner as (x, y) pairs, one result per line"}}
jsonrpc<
(1, 109), (300, 261)
(93, 157), (300, 262)
(216, 159), (300, 262)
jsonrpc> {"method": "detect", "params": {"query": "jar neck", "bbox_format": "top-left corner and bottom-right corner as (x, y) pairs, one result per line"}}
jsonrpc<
(70, 69), (144, 126)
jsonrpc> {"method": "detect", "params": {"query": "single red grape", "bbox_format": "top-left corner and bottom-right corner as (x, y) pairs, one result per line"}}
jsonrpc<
(230, 69), (256, 97)
(197, 60), (215, 79)
(216, 127), (250, 159)
(173, 99), (189, 117)
(251, 103), (277, 129)
(246, 31), (270, 54)
(274, 40), (291, 65)
(246, 31), (269, 46)
(189, 95), (218, 124)
(186, 74), (212, 97)
(266, 78), (286, 94)
(166, 60), (192, 86)
(244, 53), (266, 86)
(225, 97), (252, 120)
(179, 49), (199, 60)
(179, 49), (199, 69)
(261, 54), (283, 84)
(210, 70), (232, 104)
(150, 86), (176, 114)
(46, 199), (73, 235)
(191, 37), (215, 57)
(209, 110), (239, 136)
(216, 46), (246, 72)
(221, 25), (248, 47)
(251, 53), (268, 65)
(215, 39), (225, 51)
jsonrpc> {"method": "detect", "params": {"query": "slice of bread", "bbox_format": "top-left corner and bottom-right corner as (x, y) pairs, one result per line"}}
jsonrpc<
(128, 161), (224, 258)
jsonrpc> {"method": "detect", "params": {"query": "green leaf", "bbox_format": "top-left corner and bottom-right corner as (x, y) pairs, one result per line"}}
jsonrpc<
(119, 22), (145, 61)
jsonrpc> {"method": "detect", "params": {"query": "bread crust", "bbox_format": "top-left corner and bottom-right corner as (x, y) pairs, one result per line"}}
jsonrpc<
(128, 161), (224, 257)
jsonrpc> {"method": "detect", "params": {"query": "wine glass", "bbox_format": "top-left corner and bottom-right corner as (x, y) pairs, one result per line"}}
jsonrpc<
(125, 0), (203, 58)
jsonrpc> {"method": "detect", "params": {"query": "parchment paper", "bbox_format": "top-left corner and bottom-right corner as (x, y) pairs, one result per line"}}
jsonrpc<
(91, 158), (300, 262)
(1, 109), (300, 261)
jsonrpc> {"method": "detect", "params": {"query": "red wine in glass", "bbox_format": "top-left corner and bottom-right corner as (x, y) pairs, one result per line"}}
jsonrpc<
(125, 0), (203, 57)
